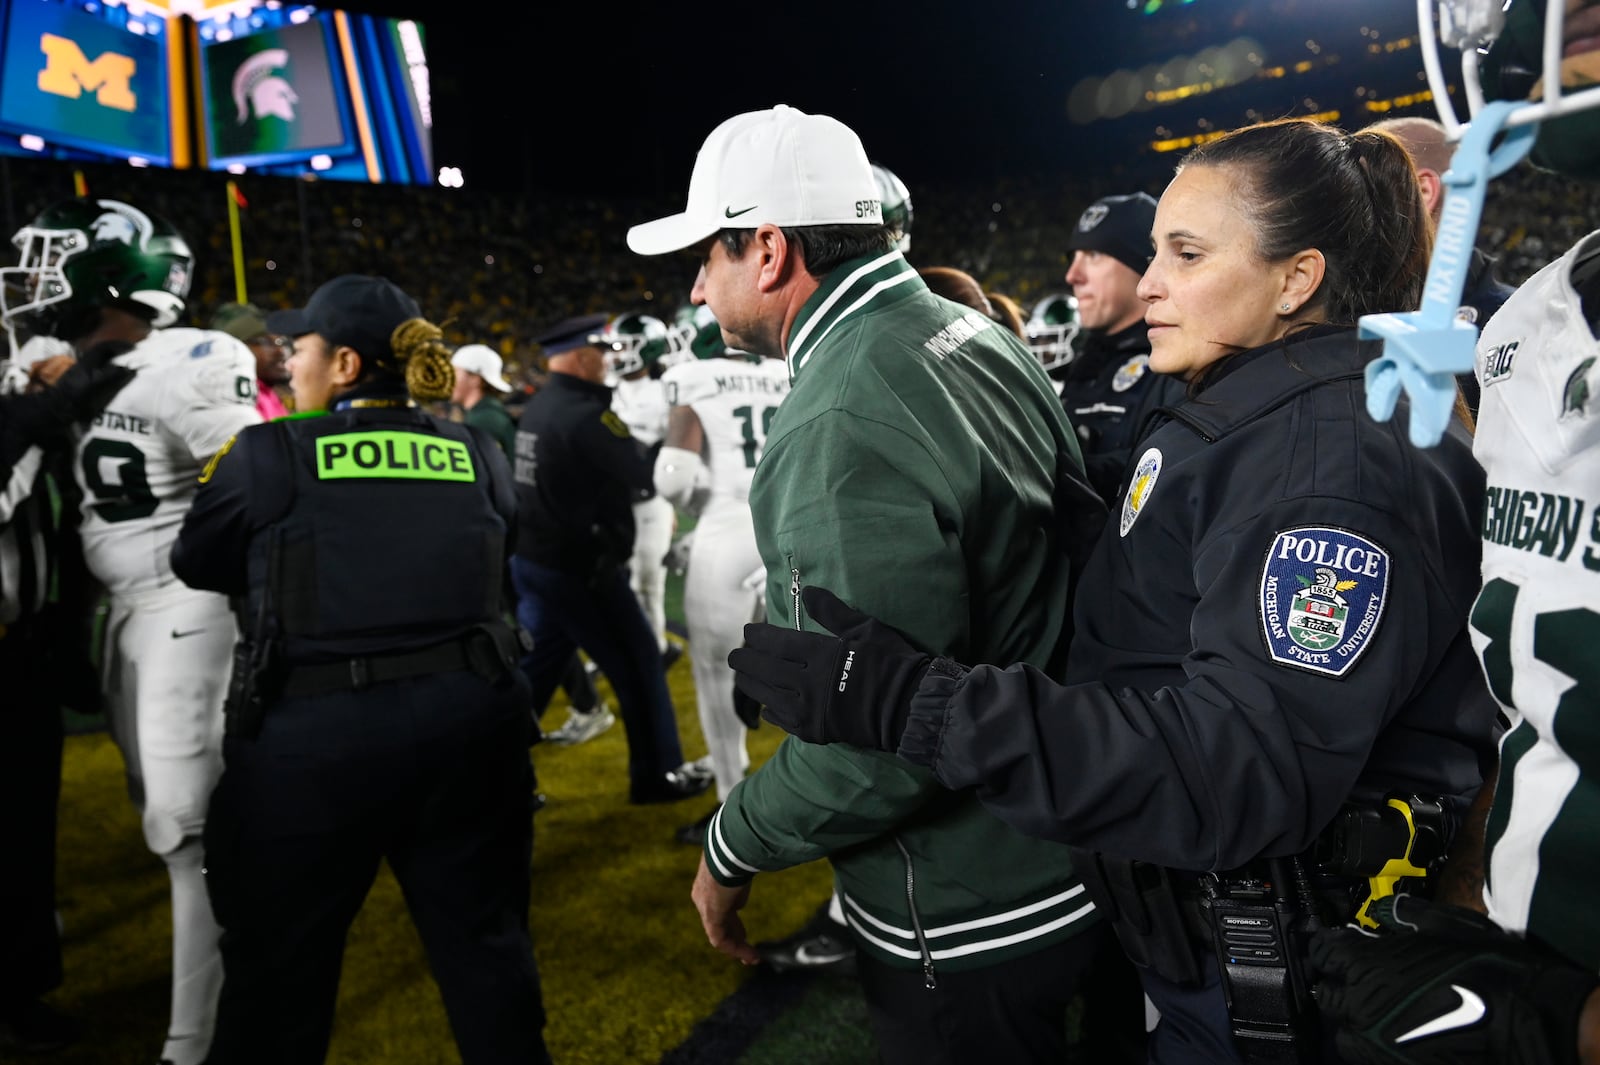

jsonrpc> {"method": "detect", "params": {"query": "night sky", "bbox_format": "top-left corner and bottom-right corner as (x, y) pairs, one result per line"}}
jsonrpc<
(328, 0), (1440, 198)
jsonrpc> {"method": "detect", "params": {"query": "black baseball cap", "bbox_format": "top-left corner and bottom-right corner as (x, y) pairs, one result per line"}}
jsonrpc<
(266, 275), (420, 364)
(534, 313), (610, 356)
(1066, 192), (1159, 276)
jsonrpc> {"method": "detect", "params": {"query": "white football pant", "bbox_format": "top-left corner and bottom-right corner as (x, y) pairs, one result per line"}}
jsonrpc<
(103, 585), (233, 1065)
(630, 494), (675, 654)
(684, 503), (761, 799)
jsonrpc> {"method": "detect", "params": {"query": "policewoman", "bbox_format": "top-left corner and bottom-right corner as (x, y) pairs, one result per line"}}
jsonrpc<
(171, 275), (552, 1065)
(732, 119), (1500, 1064)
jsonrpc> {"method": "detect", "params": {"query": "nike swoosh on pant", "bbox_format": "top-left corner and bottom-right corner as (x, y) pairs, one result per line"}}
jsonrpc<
(1395, 984), (1487, 1043)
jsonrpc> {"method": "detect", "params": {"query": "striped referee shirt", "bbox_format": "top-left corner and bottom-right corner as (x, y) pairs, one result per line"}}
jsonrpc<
(1, 419), (54, 629)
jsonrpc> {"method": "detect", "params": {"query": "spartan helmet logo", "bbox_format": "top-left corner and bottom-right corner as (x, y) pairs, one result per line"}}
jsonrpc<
(90, 200), (152, 247)
(1309, 567), (1339, 596)
(232, 49), (299, 125)
(1077, 204), (1109, 232)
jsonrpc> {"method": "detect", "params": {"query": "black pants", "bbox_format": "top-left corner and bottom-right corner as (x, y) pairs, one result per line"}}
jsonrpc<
(201, 668), (550, 1065)
(0, 626), (64, 1005)
(511, 557), (685, 791)
(856, 925), (1107, 1065)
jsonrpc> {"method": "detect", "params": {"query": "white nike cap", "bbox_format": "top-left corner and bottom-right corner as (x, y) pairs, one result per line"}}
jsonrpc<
(626, 104), (883, 257)
(450, 343), (512, 392)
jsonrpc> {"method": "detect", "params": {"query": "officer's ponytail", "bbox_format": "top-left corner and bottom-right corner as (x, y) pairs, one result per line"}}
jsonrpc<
(390, 317), (455, 402)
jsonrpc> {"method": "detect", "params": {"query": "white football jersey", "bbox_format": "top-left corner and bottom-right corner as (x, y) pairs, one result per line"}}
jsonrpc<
(612, 374), (669, 447)
(660, 355), (790, 506)
(75, 327), (261, 596)
(1470, 229), (1600, 966)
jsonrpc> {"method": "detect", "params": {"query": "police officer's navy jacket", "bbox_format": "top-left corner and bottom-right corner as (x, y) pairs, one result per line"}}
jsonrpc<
(704, 251), (1106, 975)
(511, 371), (656, 575)
(172, 387), (514, 662)
(1057, 320), (1187, 507)
(902, 326), (1499, 873)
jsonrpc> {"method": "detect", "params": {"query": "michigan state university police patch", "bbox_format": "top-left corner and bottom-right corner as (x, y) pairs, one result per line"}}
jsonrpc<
(1258, 526), (1389, 677)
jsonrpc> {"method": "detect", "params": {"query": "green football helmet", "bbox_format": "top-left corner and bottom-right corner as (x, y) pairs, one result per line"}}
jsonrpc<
(595, 311), (689, 377)
(872, 163), (913, 254)
(1423, 0), (1600, 180)
(673, 303), (727, 360)
(1026, 292), (1082, 374)
(2, 198), (193, 342)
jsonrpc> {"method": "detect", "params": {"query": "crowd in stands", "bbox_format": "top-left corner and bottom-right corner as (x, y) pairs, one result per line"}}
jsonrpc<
(4, 147), (1591, 386)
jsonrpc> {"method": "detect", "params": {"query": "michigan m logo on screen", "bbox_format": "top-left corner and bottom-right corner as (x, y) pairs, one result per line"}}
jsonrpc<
(37, 33), (136, 111)
(1258, 526), (1389, 678)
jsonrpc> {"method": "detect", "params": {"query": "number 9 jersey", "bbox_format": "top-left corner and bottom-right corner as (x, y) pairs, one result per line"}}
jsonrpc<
(75, 327), (262, 596)
(1471, 229), (1600, 968)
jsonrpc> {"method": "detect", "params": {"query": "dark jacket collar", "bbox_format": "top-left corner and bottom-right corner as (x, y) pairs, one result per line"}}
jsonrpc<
(331, 378), (411, 411)
(1164, 325), (1375, 442)
(1068, 320), (1151, 380)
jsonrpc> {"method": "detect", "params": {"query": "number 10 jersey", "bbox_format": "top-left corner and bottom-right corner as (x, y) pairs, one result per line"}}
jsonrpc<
(74, 327), (262, 597)
(1470, 229), (1600, 970)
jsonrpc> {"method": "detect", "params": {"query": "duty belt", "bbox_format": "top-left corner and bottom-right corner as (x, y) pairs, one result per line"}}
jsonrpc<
(279, 630), (509, 698)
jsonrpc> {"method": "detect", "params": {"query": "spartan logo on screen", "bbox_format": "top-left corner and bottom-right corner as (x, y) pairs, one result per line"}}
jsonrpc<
(203, 19), (344, 160)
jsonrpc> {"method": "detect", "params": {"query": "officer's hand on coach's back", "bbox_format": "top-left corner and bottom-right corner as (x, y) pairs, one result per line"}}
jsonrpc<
(727, 585), (936, 753)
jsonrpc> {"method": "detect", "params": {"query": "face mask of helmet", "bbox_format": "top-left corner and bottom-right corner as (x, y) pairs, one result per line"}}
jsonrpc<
(1425, 0), (1600, 180)
(1026, 292), (1082, 374)
(597, 312), (691, 379)
(872, 163), (913, 255)
(2, 198), (192, 347)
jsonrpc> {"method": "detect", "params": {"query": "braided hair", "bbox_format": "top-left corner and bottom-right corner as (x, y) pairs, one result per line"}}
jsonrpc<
(389, 317), (455, 402)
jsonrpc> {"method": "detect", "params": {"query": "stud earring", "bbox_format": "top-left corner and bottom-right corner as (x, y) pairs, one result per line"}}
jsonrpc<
(1280, 303), (1291, 312)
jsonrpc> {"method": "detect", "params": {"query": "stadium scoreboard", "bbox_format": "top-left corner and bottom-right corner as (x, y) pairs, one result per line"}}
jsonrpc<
(0, 0), (432, 185)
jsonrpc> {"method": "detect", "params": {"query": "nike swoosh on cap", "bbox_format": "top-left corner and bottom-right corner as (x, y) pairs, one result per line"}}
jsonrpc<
(724, 205), (757, 219)
(1395, 984), (1487, 1043)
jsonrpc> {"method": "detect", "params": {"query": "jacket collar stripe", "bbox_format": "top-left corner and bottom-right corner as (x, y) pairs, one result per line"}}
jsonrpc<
(793, 269), (921, 376)
(786, 251), (912, 377)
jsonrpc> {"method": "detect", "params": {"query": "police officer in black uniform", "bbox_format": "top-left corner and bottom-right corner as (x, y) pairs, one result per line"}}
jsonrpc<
(511, 315), (708, 805)
(171, 275), (552, 1065)
(1057, 191), (1188, 506)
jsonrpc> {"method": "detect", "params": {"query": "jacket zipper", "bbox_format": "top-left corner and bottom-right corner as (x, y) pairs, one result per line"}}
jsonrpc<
(789, 561), (802, 630)
(895, 838), (937, 989)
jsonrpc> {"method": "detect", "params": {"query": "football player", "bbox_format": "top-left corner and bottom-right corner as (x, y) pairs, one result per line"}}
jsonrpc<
(653, 307), (790, 844)
(1025, 291), (1083, 385)
(599, 312), (688, 669)
(871, 162), (914, 254)
(1312, 3), (1600, 1063)
(2, 197), (261, 1065)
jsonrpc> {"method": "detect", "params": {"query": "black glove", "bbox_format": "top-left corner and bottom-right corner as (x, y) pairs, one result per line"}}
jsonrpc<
(731, 683), (763, 730)
(1309, 894), (1598, 1065)
(726, 585), (931, 751)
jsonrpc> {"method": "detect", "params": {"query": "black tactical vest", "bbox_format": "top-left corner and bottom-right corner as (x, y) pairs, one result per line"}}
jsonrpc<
(241, 408), (506, 661)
